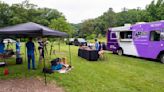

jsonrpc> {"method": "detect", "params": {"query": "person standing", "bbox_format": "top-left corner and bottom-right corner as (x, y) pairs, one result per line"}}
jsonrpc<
(38, 38), (44, 67)
(16, 39), (21, 58)
(95, 39), (99, 51)
(0, 40), (5, 54)
(26, 38), (36, 70)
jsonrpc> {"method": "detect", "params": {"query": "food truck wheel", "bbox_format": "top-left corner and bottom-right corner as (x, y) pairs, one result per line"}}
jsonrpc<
(117, 49), (123, 56)
(159, 54), (164, 63)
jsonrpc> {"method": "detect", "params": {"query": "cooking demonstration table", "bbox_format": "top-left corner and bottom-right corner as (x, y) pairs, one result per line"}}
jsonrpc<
(78, 48), (99, 61)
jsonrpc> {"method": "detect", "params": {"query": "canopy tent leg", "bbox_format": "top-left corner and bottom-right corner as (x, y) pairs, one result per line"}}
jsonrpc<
(44, 43), (49, 61)
(23, 38), (27, 78)
(24, 38), (27, 63)
(68, 37), (72, 66)
(58, 38), (60, 52)
(43, 56), (47, 85)
(45, 43), (48, 55)
(34, 41), (37, 57)
(49, 42), (53, 56)
(49, 41), (55, 60)
(43, 43), (47, 85)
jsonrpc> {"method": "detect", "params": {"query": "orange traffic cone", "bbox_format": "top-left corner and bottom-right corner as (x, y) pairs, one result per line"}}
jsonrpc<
(4, 68), (9, 76)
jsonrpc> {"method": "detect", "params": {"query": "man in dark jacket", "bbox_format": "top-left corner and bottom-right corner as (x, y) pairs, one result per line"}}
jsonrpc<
(26, 38), (36, 70)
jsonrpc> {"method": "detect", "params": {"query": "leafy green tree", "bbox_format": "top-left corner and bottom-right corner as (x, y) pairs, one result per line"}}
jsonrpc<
(78, 8), (117, 38)
(0, 1), (12, 27)
(78, 19), (95, 38)
(49, 17), (74, 36)
(146, 0), (164, 21)
(1, 0), (164, 38)
(100, 8), (117, 28)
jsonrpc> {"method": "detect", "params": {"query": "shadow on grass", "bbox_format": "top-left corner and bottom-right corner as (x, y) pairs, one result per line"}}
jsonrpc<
(106, 52), (161, 64)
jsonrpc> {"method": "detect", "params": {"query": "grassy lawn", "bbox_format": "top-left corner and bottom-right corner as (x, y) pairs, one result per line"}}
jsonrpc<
(0, 42), (164, 92)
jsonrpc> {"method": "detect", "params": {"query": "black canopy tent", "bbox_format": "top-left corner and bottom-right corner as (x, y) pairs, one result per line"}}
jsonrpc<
(0, 22), (68, 37)
(0, 22), (70, 85)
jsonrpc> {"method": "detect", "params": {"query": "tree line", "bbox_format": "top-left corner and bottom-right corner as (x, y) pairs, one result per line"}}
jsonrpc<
(0, 0), (75, 36)
(0, 0), (163, 38)
(77, 0), (164, 39)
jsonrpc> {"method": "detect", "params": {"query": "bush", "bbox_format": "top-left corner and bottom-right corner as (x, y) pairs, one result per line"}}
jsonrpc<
(86, 34), (96, 40)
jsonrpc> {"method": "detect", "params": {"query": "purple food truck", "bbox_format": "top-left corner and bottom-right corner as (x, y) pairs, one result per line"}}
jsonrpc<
(107, 21), (164, 63)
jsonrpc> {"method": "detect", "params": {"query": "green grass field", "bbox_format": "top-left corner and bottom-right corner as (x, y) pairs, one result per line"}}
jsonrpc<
(0, 43), (164, 92)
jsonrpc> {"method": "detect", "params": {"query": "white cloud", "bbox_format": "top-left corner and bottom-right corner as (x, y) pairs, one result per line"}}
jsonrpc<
(2, 0), (153, 23)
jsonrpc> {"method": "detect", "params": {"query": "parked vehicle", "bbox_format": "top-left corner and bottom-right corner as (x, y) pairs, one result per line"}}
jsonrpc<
(66, 38), (75, 45)
(74, 38), (87, 46)
(66, 38), (87, 46)
(107, 20), (164, 63)
(3, 38), (16, 44)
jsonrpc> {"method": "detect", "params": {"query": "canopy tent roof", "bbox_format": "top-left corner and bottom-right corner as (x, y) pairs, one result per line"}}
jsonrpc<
(0, 22), (68, 38)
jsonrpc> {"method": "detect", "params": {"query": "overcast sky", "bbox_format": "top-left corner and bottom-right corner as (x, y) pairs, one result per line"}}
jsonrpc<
(2, 0), (154, 23)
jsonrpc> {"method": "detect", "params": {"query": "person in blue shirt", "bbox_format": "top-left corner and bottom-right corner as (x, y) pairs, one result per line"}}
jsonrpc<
(16, 39), (21, 58)
(51, 62), (63, 70)
(0, 40), (5, 54)
(51, 58), (65, 71)
(95, 39), (99, 51)
(26, 38), (36, 70)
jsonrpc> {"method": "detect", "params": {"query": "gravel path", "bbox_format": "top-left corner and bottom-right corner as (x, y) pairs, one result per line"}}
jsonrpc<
(0, 78), (64, 92)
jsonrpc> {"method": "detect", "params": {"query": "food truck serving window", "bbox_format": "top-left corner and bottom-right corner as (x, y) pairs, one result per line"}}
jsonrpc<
(161, 30), (164, 40)
(120, 31), (132, 39)
(150, 30), (160, 41)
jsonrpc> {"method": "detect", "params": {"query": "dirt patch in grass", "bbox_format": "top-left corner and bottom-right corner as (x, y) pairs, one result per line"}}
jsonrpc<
(0, 78), (64, 92)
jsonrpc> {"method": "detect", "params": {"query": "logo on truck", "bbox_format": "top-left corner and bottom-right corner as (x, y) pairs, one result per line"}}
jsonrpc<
(135, 31), (148, 39)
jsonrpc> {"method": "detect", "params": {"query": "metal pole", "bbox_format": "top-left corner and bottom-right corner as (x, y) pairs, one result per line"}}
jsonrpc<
(43, 40), (47, 85)
(50, 41), (53, 56)
(50, 41), (55, 60)
(43, 55), (47, 85)
(58, 38), (60, 52)
(68, 37), (72, 66)
(24, 38), (26, 63)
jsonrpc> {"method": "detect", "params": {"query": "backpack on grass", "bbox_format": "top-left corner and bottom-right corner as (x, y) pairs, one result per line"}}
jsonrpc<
(51, 58), (60, 66)
(42, 68), (53, 74)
